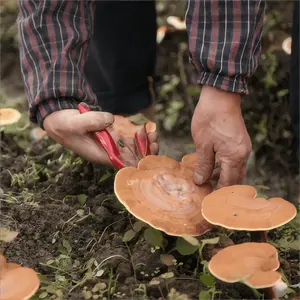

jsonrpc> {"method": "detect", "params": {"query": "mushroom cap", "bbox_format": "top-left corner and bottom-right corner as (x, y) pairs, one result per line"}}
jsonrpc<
(114, 155), (213, 236)
(0, 266), (40, 300)
(181, 153), (197, 169)
(112, 115), (156, 137)
(0, 254), (40, 300)
(201, 185), (297, 231)
(166, 16), (186, 30)
(282, 37), (291, 55)
(157, 26), (168, 44)
(0, 108), (22, 126)
(208, 242), (281, 289)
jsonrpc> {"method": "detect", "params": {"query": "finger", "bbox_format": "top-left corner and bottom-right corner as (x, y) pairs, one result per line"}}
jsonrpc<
(193, 143), (215, 185)
(68, 111), (114, 133)
(216, 161), (247, 189)
(63, 135), (114, 167)
(148, 132), (158, 144)
(211, 166), (221, 181)
(150, 142), (159, 155)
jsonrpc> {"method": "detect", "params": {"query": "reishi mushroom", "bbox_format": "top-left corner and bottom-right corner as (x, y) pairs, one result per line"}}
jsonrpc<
(181, 153), (197, 169)
(114, 155), (213, 236)
(157, 26), (168, 44)
(0, 108), (21, 126)
(166, 16), (186, 30)
(201, 185), (297, 231)
(0, 254), (40, 300)
(282, 37), (291, 55)
(208, 242), (281, 289)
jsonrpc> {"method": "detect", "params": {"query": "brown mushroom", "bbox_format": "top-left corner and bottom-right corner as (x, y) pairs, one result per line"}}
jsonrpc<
(0, 253), (40, 300)
(167, 16), (186, 30)
(157, 25), (168, 44)
(201, 185), (297, 231)
(181, 153), (197, 169)
(282, 37), (291, 55)
(208, 242), (281, 289)
(0, 108), (21, 126)
(112, 115), (156, 137)
(114, 155), (213, 236)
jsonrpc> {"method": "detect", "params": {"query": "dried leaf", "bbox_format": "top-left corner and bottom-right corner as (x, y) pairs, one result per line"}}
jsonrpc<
(0, 227), (18, 242)
(160, 254), (175, 266)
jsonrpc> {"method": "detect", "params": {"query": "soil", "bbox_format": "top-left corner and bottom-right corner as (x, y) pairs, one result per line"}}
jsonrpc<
(1, 132), (299, 300)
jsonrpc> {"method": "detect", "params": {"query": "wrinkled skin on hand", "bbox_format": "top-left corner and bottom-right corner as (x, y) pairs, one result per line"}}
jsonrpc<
(43, 109), (158, 168)
(191, 86), (252, 189)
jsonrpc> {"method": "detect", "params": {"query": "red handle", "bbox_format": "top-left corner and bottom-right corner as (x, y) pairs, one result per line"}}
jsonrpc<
(77, 103), (124, 169)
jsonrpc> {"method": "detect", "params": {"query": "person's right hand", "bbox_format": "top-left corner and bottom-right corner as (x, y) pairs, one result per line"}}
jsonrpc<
(43, 109), (159, 168)
(43, 109), (117, 166)
(191, 85), (252, 189)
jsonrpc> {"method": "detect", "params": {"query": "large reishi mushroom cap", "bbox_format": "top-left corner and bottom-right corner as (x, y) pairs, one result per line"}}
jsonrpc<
(201, 185), (297, 231)
(114, 155), (213, 236)
(208, 242), (281, 289)
(181, 153), (197, 169)
(0, 254), (40, 300)
(0, 108), (21, 126)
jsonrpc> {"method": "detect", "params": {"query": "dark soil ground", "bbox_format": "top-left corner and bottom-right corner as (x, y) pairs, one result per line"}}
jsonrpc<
(1, 1), (299, 299)
(1, 134), (299, 300)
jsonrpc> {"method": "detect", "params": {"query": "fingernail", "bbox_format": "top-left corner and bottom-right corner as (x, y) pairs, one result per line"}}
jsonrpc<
(194, 172), (204, 185)
(104, 113), (114, 126)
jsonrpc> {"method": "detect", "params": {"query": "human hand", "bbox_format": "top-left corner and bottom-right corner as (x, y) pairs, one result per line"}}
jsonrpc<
(43, 109), (158, 168)
(191, 85), (252, 189)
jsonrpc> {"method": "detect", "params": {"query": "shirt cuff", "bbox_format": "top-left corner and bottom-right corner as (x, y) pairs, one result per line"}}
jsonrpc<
(34, 98), (102, 129)
(197, 72), (249, 95)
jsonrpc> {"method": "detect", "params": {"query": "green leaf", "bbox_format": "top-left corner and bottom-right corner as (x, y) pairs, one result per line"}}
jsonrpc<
(39, 292), (48, 299)
(200, 274), (215, 288)
(123, 229), (136, 242)
(133, 220), (147, 232)
(199, 290), (211, 300)
(99, 170), (113, 183)
(160, 272), (174, 279)
(175, 237), (198, 255)
(144, 227), (163, 247)
(182, 236), (200, 246)
(201, 237), (220, 246)
(78, 194), (88, 206)
(62, 240), (72, 253)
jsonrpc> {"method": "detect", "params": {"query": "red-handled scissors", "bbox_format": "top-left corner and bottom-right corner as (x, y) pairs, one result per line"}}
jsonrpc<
(77, 102), (151, 169)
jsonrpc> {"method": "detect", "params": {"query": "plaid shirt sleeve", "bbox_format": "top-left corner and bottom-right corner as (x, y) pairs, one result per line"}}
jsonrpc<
(185, 0), (266, 94)
(17, 0), (98, 128)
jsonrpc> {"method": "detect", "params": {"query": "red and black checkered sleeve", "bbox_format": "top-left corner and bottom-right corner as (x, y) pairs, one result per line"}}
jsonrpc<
(185, 0), (266, 94)
(17, 0), (99, 128)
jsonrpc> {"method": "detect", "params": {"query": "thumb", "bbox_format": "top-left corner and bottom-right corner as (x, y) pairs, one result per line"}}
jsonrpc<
(193, 144), (215, 185)
(71, 111), (114, 133)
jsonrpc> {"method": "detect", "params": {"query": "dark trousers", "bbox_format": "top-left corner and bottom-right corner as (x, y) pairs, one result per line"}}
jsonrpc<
(84, 0), (157, 115)
(290, 0), (299, 151)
